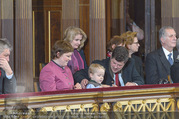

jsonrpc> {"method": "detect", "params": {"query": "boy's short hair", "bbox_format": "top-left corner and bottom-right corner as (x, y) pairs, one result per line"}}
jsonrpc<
(88, 63), (105, 75)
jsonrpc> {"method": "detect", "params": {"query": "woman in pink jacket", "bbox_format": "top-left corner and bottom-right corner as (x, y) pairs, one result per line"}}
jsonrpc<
(39, 40), (81, 91)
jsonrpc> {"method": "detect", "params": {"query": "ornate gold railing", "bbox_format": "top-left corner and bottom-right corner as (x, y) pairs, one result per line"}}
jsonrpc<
(0, 84), (179, 118)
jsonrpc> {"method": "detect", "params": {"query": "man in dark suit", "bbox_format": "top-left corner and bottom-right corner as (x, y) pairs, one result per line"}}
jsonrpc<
(145, 26), (177, 84)
(74, 46), (144, 88)
(0, 38), (16, 94)
(171, 39), (179, 83)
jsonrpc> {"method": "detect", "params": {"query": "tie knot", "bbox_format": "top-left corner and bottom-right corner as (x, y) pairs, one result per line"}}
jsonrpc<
(168, 53), (172, 57)
(168, 53), (173, 65)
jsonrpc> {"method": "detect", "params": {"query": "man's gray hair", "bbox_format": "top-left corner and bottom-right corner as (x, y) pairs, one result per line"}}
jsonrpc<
(0, 38), (12, 54)
(159, 26), (174, 42)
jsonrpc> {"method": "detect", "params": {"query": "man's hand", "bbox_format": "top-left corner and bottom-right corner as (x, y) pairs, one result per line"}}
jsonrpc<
(74, 83), (82, 89)
(112, 84), (118, 87)
(101, 84), (110, 88)
(80, 79), (89, 89)
(125, 82), (138, 86)
(0, 58), (13, 75)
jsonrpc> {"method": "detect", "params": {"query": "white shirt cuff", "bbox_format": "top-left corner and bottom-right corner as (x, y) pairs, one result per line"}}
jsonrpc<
(6, 73), (13, 79)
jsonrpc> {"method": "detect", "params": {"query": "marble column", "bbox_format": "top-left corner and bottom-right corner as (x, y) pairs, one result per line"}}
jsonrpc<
(15, 0), (33, 92)
(89, 0), (106, 63)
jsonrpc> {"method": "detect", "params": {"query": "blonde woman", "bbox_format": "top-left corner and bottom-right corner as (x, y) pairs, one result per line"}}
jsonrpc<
(63, 26), (87, 74)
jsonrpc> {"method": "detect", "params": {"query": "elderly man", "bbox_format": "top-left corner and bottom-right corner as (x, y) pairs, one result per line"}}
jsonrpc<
(145, 26), (178, 84)
(74, 46), (144, 88)
(0, 38), (16, 94)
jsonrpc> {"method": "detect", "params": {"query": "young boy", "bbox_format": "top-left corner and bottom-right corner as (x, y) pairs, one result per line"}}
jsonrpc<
(86, 63), (110, 89)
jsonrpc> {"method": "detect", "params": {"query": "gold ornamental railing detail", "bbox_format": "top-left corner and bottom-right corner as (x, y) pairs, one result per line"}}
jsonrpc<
(1, 84), (179, 118)
(113, 98), (175, 112)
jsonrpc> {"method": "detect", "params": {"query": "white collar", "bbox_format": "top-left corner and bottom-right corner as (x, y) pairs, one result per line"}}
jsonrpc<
(162, 47), (173, 59)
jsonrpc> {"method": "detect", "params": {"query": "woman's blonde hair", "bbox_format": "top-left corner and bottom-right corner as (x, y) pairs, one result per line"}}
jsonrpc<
(120, 31), (137, 49)
(63, 26), (87, 51)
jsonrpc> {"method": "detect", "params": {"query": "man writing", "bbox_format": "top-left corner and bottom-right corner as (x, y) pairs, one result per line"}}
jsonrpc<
(0, 38), (16, 94)
(74, 46), (144, 88)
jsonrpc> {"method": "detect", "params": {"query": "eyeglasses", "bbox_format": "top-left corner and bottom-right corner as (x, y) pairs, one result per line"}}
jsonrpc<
(133, 42), (139, 45)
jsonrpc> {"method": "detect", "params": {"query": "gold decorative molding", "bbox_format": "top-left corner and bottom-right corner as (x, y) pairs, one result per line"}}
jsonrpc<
(48, 11), (51, 62)
(38, 103), (101, 118)
(100, 102), (110, 112)
(0, 85), (179, 118)
(33, 11), (35, 78)
(113, 98), (175, 112)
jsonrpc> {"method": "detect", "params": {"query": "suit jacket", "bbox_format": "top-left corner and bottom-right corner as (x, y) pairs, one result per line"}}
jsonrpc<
(0, 68), (16, 94)
(131, 54), (144, 78)
(170, 57), (179, 83)
(74, 58), (144, 86)
(145, 48), (178, 84)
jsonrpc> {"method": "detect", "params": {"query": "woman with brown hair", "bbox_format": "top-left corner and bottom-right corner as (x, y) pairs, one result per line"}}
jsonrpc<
(106, 35), (125, 58)
(39, 40), (81, 91)
(121, 31), (144, 78)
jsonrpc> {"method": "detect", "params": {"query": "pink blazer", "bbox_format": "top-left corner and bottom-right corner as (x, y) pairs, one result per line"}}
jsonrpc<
(39, 61), (74, 91)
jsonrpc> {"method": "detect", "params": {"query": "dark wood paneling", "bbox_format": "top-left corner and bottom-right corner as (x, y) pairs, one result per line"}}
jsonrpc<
(80, 0), (89, 4)
(151, 0), (156, 52)
(79, 0), (90, 66)
(145, 0), (151, 57)
(34, 11), (45, 77)
(33, 0), (62, 77)
(106, 0), (111, 43)
(50, 11), (62, 46)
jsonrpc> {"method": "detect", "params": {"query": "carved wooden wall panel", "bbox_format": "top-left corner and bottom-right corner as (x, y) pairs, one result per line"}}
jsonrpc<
(33, 11), (45, 77)
(32, 0), (62, 78)
(79, 0), (90, 65)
